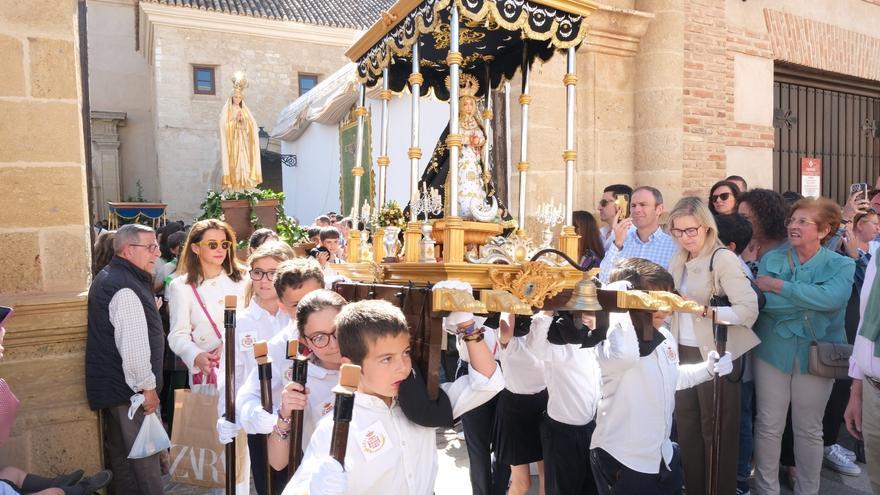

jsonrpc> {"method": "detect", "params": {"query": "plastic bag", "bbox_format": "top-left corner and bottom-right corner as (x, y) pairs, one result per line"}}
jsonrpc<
(128, 393), (171, 459)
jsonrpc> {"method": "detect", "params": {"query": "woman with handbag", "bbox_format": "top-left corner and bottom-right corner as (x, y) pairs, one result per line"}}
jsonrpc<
(751, 197), (855, 495)
(666, 197), (760, 495)
(167, 219), (249, 494)
(167, 219), (246, 386)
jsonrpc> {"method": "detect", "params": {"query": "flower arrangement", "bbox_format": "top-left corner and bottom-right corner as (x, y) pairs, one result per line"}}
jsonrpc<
(377, 200), (406, 229)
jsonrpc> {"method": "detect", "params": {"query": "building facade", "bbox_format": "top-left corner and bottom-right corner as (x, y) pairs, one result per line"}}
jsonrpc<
(88, 0), (391, 222)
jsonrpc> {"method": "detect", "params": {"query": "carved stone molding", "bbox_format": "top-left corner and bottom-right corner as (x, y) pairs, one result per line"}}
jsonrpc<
(584, 4), (654, 58)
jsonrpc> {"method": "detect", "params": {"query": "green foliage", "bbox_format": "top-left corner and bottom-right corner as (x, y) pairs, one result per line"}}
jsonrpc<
(124, 180), (147, 203)
(198, 188), (309, 246)
(378, 200), (406, 229)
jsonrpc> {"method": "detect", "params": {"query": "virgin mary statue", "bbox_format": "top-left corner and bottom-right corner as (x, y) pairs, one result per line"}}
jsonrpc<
(408, 73), (511, 223)
(219, 72), (262, 192)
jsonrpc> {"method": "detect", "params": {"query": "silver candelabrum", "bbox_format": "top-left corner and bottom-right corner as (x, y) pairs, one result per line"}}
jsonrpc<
(357, 200), (375, 262)
(535, 202), (564, 249)
(413, 185), (443, 262)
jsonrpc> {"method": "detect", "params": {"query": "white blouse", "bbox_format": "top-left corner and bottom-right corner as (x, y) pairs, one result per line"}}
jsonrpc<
(166, 271), (246, 375)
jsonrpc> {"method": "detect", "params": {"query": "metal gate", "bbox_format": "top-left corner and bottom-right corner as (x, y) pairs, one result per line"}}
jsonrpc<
(773, 73), (880, 204)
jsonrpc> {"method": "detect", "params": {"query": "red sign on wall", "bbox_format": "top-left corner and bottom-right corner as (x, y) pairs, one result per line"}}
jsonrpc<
(801, 157), (821, 198)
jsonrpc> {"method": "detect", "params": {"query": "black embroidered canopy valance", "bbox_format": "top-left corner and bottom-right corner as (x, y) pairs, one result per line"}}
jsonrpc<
(345, 0), (597, 99)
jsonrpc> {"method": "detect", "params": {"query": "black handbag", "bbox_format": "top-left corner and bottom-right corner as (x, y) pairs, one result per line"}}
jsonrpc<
(709, 248), (766, 309)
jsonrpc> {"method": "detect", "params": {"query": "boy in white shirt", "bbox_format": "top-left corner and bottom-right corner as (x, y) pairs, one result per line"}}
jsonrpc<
(590, 258), (732, 494)
(284, 298), (504, 495)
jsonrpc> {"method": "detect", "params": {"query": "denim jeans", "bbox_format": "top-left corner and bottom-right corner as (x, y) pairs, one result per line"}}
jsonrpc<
(737, 379), (755, 486)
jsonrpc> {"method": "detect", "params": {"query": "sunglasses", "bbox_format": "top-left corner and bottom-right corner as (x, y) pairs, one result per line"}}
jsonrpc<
(194, 240), (232, 250)
(710, 192), (733, 203)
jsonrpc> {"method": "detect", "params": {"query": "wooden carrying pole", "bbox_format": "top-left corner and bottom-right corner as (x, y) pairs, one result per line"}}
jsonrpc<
(287, 340), (309, 477)
(223, 296), (237, 494)
(709, 315), (728, 495)
(254, 341), (274, 494)
(329, 364), (361, 466)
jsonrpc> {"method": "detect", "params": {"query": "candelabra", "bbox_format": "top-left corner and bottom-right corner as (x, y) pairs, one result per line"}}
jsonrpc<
(535, 202), (564, 249)
(413, 186), (443, 262)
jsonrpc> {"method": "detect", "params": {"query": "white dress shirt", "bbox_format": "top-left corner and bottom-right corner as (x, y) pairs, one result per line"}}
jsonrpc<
(525, 313), (600, 425)
(499, 336), (546, 395)
(850, 241), (880, 381)
(167, 272), (246, 374)
(237, 330), (339, 446)
(591, 312), (713, 473)
(108, 288), (156, 392)
(217, 298), (290, 416)
(284, 362), (504, 494)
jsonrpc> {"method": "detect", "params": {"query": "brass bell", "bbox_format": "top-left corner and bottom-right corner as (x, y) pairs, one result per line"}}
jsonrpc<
(557, 275), (603, 312)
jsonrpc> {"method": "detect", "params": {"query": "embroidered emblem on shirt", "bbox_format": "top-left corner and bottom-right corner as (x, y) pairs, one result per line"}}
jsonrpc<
(321, 402), (334, 416)
(239, 334), (255, 351)
(664, 345), (678, 363)
(357, 420), (390, 460)
(284, 368), (293, 383)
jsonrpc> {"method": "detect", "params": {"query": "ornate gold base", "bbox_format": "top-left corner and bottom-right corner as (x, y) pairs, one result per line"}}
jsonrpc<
(431, 219), (504, 247)
(347, 230), (362, 264)
(330, 261), (584, 291)
(372, 227), (385, 263)
(404, 222), (421, 262)
(558, 225), (580, 261)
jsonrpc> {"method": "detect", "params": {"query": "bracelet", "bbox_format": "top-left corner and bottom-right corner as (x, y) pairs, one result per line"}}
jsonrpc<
(272, 424), (291, 441)
(276, 408), (292, 424)
(463, 332), (485, 343)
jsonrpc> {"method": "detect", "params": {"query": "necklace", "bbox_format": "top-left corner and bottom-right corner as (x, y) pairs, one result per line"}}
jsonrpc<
(460, 116), (478, 129)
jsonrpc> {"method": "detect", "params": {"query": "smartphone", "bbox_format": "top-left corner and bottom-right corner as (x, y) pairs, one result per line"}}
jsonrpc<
(0, 306), (12, 326)
(851, 183), (870, 202)
(614, 194), (631, 220)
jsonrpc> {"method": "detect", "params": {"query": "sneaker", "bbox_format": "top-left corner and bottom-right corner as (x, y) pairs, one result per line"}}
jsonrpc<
(830, 443), (857, 462)
(824, 445), (862, 476)
(735, 486), (750, 495)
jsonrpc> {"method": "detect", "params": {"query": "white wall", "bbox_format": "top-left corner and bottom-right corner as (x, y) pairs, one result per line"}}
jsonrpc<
(282, 92), (448, 224)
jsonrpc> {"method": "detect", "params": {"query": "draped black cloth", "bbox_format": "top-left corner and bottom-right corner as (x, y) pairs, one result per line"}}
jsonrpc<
(404, 123), (512, 223)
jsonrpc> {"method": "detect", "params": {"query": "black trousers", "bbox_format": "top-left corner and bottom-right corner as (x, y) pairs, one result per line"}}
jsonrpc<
(457, 361), (510, 495)
(247, 433), (289, 495)
(591, 445), (683, 495)
(541, 414), (598, 495)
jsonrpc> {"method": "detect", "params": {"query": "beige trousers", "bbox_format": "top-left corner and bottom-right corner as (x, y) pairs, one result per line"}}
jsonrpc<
(863, 379), (880, 494)
(753, 357), (834, 495)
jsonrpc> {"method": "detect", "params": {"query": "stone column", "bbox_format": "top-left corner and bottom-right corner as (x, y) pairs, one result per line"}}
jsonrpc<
(90, 111), (127, 221)
(0, 0), (102, 474)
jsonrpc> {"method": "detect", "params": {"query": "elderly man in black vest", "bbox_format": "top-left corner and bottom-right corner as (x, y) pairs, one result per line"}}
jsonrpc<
(86, 223), (165, 494)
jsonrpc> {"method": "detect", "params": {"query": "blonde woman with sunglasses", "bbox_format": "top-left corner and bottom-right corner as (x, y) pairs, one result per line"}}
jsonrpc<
(167, 219), (246, 386)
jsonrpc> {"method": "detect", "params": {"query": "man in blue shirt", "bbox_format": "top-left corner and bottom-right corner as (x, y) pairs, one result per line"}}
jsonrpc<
(599, 186), (676, 283)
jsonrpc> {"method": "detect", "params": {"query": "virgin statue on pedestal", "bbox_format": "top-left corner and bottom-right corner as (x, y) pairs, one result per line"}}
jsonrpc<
(409, 73), (511, 223)
(219, 72), (262, 192)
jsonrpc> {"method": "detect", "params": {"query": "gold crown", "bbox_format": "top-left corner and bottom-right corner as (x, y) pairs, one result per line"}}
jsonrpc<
(445, 73), (480, 98)
(232, 71), (248, 96)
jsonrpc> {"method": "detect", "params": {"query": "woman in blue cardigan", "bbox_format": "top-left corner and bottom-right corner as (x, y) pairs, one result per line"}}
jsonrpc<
(751, 197), (855, 495)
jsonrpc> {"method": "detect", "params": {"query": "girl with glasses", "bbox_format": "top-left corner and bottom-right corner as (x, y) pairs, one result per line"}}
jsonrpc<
(708, 180), (742, 216)
(667, 197), (760, 495)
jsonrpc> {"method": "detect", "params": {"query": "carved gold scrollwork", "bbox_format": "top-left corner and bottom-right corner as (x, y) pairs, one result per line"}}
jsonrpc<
(489, 262), (568, 308)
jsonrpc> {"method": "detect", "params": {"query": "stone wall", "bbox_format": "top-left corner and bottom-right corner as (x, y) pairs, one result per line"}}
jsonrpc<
(149, 23), (354, 221)
(0, 0), (101, 474)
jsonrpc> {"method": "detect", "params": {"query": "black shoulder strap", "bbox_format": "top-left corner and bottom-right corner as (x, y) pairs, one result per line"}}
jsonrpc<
(709, 247), (727, 273)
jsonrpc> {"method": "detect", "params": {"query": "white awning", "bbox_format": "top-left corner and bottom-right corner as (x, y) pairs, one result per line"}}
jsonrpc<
(271, 63), (359, 142)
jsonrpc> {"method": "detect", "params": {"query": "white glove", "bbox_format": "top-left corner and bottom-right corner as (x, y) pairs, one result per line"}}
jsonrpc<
(707, 351), (733, 377)
(216, 418), (240, 445)
(309, 456), (347, 495)
(253, 409), (278, 435)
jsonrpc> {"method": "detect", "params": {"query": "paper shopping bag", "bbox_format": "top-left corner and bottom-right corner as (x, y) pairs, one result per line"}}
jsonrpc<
(168, 388), (246, 488)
